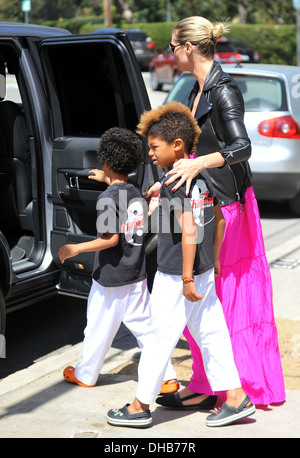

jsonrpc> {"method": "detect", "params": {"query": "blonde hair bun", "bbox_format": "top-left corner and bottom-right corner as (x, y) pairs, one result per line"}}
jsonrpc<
(173, 16), (229, 57)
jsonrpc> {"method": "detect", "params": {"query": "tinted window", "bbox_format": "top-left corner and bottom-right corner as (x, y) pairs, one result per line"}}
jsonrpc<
(232, 75), (288, 112)
(42, 42), (139, 137)
(126, 32), (146, 41)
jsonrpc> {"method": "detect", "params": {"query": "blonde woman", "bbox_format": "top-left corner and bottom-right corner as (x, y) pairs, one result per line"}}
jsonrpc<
(155, 16), (285, 409)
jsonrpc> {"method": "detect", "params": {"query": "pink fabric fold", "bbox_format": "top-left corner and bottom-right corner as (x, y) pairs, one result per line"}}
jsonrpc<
(184, 187), (286, 405)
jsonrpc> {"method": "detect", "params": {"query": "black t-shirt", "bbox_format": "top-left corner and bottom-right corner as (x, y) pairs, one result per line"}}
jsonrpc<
(157, 170), (217, 276)
(92, 181), (146, 287)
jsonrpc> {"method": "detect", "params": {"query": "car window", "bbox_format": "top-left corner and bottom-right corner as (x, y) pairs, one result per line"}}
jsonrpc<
(165, 75), (195, 105)
(216, 42), (235, 53)
(6, 73), (22, 104)
(232, 75), (288, 112)
(41, 42), (139, 137)
(125, 32), (146, 41)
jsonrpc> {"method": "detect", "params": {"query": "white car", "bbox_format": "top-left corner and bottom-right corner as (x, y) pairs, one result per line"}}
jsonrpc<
(165, 64), (300, 216)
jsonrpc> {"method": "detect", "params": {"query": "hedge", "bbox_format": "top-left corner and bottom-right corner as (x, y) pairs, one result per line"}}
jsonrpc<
(42, 19), (298, 66)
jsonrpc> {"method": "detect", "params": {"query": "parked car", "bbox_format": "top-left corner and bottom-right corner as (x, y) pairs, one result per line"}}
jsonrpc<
(229, 39), (259, 63)
(92, 27), (155, 70)
(0, 23), (158, 335)
(165, 65), (300, 216)
(124, 29), (156, 70)
(149, 38), (240, 91)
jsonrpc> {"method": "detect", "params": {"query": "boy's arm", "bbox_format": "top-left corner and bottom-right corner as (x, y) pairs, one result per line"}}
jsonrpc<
(176, 210), (204, 302)
(213, 204), (225, 277)
(58, 233), (119, 264)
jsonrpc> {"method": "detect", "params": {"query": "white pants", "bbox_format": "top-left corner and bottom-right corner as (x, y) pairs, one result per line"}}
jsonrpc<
(136, 268), (241, 405)
(75, 278), (176, 386)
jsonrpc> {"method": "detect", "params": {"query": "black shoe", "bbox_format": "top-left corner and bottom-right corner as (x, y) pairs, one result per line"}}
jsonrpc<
(156, 392), (218, 410)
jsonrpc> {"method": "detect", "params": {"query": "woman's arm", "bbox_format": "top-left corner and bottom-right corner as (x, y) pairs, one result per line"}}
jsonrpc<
(164, 82), (251, 195)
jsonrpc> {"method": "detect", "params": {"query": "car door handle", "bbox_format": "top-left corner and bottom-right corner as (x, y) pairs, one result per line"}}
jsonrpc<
(68, 175), (79, 189)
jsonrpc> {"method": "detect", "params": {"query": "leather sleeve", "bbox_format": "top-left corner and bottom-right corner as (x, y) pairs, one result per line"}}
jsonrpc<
(214, 82), (252, 166)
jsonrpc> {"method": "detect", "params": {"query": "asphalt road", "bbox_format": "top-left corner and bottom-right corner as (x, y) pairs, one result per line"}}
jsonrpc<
(1, 73), (300, 382)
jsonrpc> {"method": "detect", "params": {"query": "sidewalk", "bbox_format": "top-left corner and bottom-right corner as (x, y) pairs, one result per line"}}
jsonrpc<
(0, 237), (300, 439)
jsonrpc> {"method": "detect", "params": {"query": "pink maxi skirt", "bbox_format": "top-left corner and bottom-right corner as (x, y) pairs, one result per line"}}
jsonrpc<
(184, 187), (286, 405)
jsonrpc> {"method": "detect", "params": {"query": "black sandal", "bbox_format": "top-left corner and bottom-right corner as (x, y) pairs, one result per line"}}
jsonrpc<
(156, 391), (218, 410)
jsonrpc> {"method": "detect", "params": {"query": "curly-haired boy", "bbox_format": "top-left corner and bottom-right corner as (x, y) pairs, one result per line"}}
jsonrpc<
(59, 127), (174, 388)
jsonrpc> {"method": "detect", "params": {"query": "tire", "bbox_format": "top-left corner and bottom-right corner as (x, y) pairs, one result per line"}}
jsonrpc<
(150, 68), (163, 91)
(289, 192), (300, 217)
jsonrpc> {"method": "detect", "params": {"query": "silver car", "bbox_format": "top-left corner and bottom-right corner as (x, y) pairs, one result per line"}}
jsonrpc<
(165, 64), (300, 216)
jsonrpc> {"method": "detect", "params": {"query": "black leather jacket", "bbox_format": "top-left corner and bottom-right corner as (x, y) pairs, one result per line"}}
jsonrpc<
(188, 61), (252, 206)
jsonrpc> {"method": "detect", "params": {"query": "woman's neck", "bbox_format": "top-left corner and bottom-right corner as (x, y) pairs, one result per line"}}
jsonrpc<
(191, 58), (214, 90)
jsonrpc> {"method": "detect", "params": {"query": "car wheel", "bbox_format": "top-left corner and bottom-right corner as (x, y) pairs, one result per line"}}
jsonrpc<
(150, 69), (163, 91)
(0, 286), (5, 336)
(289, 192), (300, 217)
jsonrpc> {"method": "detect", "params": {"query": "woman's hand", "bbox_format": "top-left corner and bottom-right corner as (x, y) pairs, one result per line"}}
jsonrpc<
(165, 158), (205, 195)
(165, 153), (226, 195)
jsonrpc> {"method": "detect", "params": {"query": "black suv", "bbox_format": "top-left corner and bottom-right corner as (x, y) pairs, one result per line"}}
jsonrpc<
(0, 23), (159, 336)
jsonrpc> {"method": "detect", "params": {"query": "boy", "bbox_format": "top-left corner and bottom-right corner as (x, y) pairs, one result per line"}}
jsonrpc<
(59, 127), (156, 387)
(107, 102), (255, 428)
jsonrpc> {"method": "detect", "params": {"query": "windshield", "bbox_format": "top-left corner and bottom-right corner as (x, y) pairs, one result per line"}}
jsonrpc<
(233, 75), (287, 112)
(167, 73), (288, 113)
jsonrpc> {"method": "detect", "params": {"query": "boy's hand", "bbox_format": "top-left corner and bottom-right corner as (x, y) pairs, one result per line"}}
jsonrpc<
(147, 197), (159, 216)
(143, 181), (161, 199)
(183, 282), (204, 302)
(214, 259), (221, 277)
(88, 169), (108, 183)
(58, 244), (79, 263)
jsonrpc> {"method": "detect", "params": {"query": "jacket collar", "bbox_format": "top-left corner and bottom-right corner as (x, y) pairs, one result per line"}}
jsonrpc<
(203, 60), (223, 91)
(188, 61), (223, 120)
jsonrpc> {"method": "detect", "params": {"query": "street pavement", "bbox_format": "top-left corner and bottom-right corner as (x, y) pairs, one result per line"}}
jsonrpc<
(0, 233), (300, 440)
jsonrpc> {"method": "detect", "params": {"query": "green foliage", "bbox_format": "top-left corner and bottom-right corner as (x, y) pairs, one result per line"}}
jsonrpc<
(0, 0), (297, 66)
(228, 23), (297, 65)
(57, 19), (297, 66)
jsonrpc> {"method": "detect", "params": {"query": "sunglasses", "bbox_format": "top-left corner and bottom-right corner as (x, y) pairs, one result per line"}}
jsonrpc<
(169, 41), (199, 54)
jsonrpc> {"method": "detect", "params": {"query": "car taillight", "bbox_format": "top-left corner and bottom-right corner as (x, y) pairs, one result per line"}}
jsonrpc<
(258, 116), (300, 139)
(147, 41), (155, 49)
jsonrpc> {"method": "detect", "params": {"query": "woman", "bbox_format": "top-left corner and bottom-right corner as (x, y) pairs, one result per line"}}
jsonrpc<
(154, 16), (285, 407)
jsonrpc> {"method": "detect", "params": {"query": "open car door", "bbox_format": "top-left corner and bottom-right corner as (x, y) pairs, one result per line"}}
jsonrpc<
(38, 32), (159, 296)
